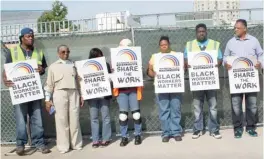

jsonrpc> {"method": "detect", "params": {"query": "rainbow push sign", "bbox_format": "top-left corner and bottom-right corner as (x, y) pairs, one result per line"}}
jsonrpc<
(154, 53), (184, 93)
(4, 60), (44, 105)
(75, 57), (112, 100)
(111, 47), (143, 88)
(11, 62), (35, 75)
(83, 60), (104, 71)
(188, 51), (219, 91)
(228, 56), (259, 94)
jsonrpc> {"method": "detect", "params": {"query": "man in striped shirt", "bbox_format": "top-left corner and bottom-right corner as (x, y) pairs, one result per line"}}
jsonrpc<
(223, 19), (263, 138)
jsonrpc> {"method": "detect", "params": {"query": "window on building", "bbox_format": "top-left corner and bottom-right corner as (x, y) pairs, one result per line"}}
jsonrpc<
(227, 6), (229, 9)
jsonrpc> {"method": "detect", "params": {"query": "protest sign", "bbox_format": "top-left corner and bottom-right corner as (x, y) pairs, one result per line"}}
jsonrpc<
(154, 53), (184, 93)
(227, 56), (259, 94)
(111, 47), (143, 88)
(4, 59), (44, 105)
(75, 57), (112, 100)
(188, 51), (219, 91)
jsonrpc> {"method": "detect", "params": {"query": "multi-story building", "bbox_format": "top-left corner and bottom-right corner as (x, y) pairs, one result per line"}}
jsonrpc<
(194, 0), (240, 25)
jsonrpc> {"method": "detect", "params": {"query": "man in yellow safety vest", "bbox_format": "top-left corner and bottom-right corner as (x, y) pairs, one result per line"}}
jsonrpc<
(2, 28), (51, 155)
(184, 23), (223, 140)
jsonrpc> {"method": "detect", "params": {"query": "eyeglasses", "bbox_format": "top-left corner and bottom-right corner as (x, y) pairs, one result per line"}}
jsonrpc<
(61, 50), (70, 54)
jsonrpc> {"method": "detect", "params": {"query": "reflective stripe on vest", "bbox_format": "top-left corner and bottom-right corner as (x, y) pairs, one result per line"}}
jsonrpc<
(12, 46), (42, 65)
(188, 39), (218, 52)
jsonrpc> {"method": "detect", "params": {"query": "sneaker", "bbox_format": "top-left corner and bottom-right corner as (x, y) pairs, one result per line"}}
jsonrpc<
(192, 131), (202, 139)
(59, 150), (69, 154)
(120, 137), (129, 147)
(92, 142), (100, 148)
(174, 136), (182, 141)
(134, 135), (142, 145)
(210, 131), (222, 139)
(234, 130), (243, 138)
(246, 129), (258, 137)
(38, 146), (51, 154)
(162, 136), (170, 143)
(16, 147), (25, 156)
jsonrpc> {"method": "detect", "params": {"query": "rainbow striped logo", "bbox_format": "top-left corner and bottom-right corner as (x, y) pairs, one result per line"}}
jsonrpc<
(193, 52), (214, 64)
(159, 55), (180, 66)
(83, 60), (103, 71)
(12, 63), (34, 74)
(117, 49), (137, 61)
(232, 57), (254, 68)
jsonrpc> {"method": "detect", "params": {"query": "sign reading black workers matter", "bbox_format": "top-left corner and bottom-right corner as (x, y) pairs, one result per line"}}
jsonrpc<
(154, 53), (185, 93)
(188, 51), (219, 91)
(4, 59), (44, 105)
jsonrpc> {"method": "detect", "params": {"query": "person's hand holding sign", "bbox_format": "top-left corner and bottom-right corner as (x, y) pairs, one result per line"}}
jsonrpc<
(2, 70), (14, 87)
(34, 65), (43, 73)
(225, 62), (232, 70)
(254, 61), (261, 69)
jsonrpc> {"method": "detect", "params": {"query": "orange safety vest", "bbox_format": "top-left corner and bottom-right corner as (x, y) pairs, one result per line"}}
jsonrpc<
(113, 87), (143, 101)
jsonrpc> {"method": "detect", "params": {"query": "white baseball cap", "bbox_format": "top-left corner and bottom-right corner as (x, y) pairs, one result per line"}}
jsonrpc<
(119, 38), (132, 47)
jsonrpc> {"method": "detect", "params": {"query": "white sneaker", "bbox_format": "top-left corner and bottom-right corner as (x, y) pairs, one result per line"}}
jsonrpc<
(59, 150), (69, 154)
(210, 131), (222, 139)
(192, 131), (202, 139)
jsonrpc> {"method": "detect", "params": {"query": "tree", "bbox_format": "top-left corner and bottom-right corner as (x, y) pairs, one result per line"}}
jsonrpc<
(37, 0), (78, 34)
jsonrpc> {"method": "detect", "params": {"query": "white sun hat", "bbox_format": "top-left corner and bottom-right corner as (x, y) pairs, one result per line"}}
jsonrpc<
(119, 38), (132, 47)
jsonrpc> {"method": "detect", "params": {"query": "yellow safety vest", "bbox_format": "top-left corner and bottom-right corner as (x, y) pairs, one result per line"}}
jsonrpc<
(10, 45), (43, 65)
(186, 39), (220, 52)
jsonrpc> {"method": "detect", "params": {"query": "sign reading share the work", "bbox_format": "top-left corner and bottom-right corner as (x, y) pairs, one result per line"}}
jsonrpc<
(154, 53), (184, 93)
(188, 51), (219, 91)
(227, 56), (259, 94)
(111, 47), (143, 88)
(75, 57), (112, 100)
(4, 59), (44, 105)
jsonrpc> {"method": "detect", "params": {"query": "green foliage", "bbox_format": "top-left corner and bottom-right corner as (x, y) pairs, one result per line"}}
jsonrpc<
(37, 0), (78, 33)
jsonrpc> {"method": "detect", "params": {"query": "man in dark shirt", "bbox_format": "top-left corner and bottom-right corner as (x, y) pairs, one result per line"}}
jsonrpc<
(2, 28), (51, 155)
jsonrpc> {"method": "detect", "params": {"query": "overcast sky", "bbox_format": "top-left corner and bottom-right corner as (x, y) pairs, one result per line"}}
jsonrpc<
(1, 0), (263, 20)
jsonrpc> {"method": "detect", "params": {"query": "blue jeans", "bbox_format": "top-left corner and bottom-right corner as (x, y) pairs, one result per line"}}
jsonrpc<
(156, 93), (182, 138)
(88, 98), (112, 142)
(192, 90), (219, 133)
(231, 93), (257, 131)
(14, 100), (45, 148)
(117, 91), (142, 137)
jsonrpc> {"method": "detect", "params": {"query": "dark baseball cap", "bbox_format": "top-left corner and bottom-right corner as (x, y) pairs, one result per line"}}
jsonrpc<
(19, 27), (34, 37)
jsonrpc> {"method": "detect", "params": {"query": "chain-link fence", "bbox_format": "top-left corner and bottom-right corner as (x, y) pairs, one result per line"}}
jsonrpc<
(1, 25), (263, 144)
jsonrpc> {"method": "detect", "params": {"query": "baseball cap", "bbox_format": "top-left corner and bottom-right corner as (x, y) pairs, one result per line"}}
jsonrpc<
(19, 28), (34, 37)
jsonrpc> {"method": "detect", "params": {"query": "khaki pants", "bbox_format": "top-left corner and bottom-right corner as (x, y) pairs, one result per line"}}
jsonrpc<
(53, 89), (82, 152)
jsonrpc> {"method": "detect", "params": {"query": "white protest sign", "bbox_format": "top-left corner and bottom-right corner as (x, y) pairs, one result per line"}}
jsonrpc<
(4, 59), (44, 105)
(110, 47), (143, 88)
(154, 53), (185, 93)
(75, 57), (112, 100)
(188, 51), (219, 91)
(227, 56), (259, 94)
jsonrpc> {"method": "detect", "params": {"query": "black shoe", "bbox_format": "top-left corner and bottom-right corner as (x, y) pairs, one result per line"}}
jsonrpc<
(134, 135), (142, 145)
(246, 129), (258, 137)
(162, 136), (170, 142)
(174, 136), (182, 141)
(192, 130), (202, 139)
(16, 147), (25, 156)
(120, 137), (129, 147)
(234, 130), (243, 138)
(210, 131), (222, 139)
(38, 146), (51, 154)
(92, 142), (100, 148)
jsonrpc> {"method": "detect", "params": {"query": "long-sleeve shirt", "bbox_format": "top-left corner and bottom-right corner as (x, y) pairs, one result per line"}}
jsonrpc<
(44, 59), (78, 101)
(223, 34), (263, 67)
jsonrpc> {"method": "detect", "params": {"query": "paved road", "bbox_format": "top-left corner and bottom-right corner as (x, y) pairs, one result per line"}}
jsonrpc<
(1, 128), (263, 159)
